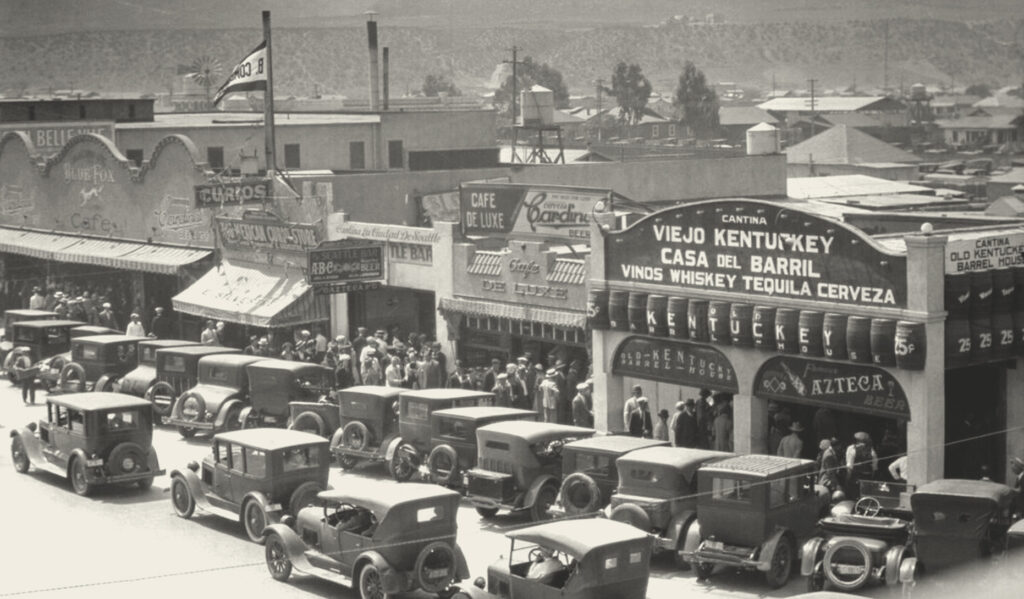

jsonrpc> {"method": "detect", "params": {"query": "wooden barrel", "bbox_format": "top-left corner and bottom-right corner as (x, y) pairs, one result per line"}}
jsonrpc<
(688, 299), (710, 342)
(646, 294), (669, 337)
(667, 297), (689, 339)
(729, 303), (754, 347)
(753, 306), (777, 350)
(993, 312), (1015, 358)
(991, 269), (1015, 358)
(775, 308), (800, 354)
(846, 316), (872, 363)
(798, 311), (824, 357)
(823, 313), (848, 360)
(587, 289), (610, 330)
(945, 318), (971, 368)
(1014, 267), (1024, 354)
(971, 318), (992, 362)
(870, 319), (897, 366)
(708, 301), (731, 344)
(969, 270), (993, 320)
(628, 292), (649, 334)
(608, 290), (630, 331)
(944, 273), (972, 319)
(894, 321), (926, 370)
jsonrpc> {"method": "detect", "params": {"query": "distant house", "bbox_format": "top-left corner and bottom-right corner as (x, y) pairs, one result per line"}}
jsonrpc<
(972, 87), (1024, 111)
(718, 106), (778, 145)
(574, 106), (678, 142)
(987, 167), (1024, 201)
(817, 112), (910, 145)
(785, 125), (921, 180)
(757, 96), (907, 124)
(930, 94), (982, 119)
(934, 113), (1023, 148)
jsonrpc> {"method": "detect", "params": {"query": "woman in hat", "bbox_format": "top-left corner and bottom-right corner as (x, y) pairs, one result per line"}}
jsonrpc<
(777, 421), (805, 459)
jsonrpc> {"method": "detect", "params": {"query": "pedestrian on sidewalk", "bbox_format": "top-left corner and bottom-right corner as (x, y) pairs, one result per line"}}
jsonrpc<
(12, 354), (36, 404)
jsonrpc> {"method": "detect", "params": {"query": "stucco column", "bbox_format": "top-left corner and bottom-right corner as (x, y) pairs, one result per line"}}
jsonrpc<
(733, 393), (767, 454)
(592, 329), (616, 432)
(433, 221), (458, 374)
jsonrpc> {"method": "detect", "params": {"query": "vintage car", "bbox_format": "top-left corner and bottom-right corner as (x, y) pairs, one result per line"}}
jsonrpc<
(3, 319), (85, 383)
(0, 309), (56, 365)
(464, 421), (595, 521)
(32, 326), (122, 389)
(115, 338), (198, 398)
(10, 392), (164, 495)
(450, 518), (651, 599)
(425, 407), (538, 487)
(329, 385), (404, 470)
(49, 334), (146, 393)
(607, 447), (734, 568)
(557, 435), (667, 517)
(390, 389), (495, 482)
(239, 359), (334, 431)
(166, 354), (266, 438)
(262, 480), (470, 599)
(687, 454), (827, 588)
(146, 345), (238, 421)
(169, 428), (330, 543)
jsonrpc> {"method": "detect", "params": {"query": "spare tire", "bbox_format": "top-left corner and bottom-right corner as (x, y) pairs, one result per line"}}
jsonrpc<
(609, 503), (652, 532)
(58, 362), (86, 393)
(289, 412), (326, 437)
(560, 472), (602, 515)
(145, 381), (177, 417)
(427, 444), (460, 485)
(177, 392), (206, 423)
(823, 538), (872, 591)
(341, 421), (371, 451)
(288, 481), (324, 513)
(414, 541), (457, 593)
(108, 442), (148, 476)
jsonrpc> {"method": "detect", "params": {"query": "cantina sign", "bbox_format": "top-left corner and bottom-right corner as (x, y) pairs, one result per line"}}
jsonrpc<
(612, 336), (738, 392)
(945, 229), (1024, 274)
(605, 200), (907, 308)
(459, 182), (607, 241)
(754, 356), (910, 420)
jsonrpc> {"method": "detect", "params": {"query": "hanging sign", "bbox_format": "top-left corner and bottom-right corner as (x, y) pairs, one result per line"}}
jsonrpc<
(459, 182), (607, 241)
(194, 178), (270, 208)
(612, 335), (738, 392)
(307, 241), (384, 288)
(215, 212), (320, 254)
(944, 229), (1024, 274)
(605, 199), (907, 308)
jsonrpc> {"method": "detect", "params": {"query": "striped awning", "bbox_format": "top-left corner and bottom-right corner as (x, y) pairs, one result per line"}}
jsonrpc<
(547, 258), (587, 286)
(467, 251), (506, 276)
(0, 227), (211, 275)
(438, 296), (586, 329)
(172, 259), (328, 328)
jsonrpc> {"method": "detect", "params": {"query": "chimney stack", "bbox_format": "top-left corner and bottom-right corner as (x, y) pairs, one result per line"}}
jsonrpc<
(382, 47), (390, 110)
(366, 13), (380, 111)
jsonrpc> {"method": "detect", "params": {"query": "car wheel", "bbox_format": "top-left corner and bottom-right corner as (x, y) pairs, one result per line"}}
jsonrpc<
(222, 404), (243, 432)
(695, 561), (714, 581)
(265, 533), (293, 582)
(243, 499), (268, 544)
(358, 563), (391, 599)
(475, 507), (499, 519)
(170, 475), (195, 518)
(807, 562), (826, 592)
(11, 436), (30, 473)
(177, 426), (196, 439)
(528, 483), (558, 522)
(427, 444), (459, 486)
(289, 411), (326, 437)
(69, 457), (93, 496)
(137, 476), (154, 491)
(58, 362), (86, 394)
(337, 454), (359, 470)
(765, 535), (794, 589)
(342, 421), (372, 451)
(288, 481), (323, 513)
(389, 445), (418, 482)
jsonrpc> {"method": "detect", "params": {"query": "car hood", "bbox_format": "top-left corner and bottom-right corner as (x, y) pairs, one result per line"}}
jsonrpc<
(180, 384), (242, 412)
(118, 365), (157, 394)
(38, 352), (71, 369)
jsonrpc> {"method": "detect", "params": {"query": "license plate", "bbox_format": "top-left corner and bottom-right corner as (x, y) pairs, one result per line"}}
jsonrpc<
(705, 541), (724, 551)
(85, 458), (103, 467)
(425, 568), (449, 579)
(835, 564), (864, 575)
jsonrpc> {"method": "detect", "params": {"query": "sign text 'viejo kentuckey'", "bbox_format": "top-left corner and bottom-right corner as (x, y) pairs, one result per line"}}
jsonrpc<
(605, 200), (907, 308)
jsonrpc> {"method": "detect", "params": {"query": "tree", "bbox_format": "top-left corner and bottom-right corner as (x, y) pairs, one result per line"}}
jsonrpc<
(607, 62), (653, 126)
(493, 56), (570, 118)
(964, 83), (991, 98)
(673, 61), (720, 138)
(422, 74), (461, 97)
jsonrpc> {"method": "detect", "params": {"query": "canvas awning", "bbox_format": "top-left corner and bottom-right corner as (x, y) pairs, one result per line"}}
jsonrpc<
(438, 296), (586, 329)
(172, 259), (328, 328)
(0, 227), (211, 275)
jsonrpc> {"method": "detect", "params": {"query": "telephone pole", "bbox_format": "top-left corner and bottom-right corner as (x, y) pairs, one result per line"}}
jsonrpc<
(808, 78), (818, 138)
(503, 46), (523, 125)
(595, 78), (605, 141)
(883, 20), (889, 93)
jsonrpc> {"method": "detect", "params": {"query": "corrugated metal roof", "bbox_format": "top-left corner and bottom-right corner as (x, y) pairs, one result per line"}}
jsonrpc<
(439, 297), (586, 329)
(788, 175), (931, 199)
(547, 258), (587, 285)
(718, 106), (778, 126)
(467, 250), (506, 276)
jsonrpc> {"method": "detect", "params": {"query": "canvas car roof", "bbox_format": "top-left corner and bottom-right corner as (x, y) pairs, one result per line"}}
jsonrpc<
(400, 388), (494, 402)
(50, 392), (152, 411)
(509, 518), (648, 560)
(246, 358), (330, 373)
(5, 309), (56, 317)
(338, 385), (403, 399)
(15, 319), (84, 329)
(138, 339), (198, 349)
(72, 334), (146, 345)
(71, 326), (120, 336)
(912, 479), (1015, 507)
(617, 446), (735, 481)
(477, 420), (594, 443)
(215, 428), (327, 451)
(698, 454), (814, 478)
(433, 406), (536, 420)
(155, 346), (238, 357)
(197, 354), (266, 367)
(564, 435), (667, 454)
(317, 480), (460, 518)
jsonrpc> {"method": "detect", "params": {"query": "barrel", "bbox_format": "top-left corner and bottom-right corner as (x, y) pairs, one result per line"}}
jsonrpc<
(608, 290), (630, 331)
(945, 318), (971, 368)
(870, 319), (897, 366)
(752, 306), (777, 350)
(846, 316), (872, 363)
(729, 303), (754, 347)
(628, 292), (649, 334)
(798, 311), (824, 357)
(708, 301), (731, 344)
(991, 269), (1015, 358)
(1014, 267), (1024, 311)
(587, 289), (610, 330)
(646, 295), (669, 337)
(775, 308), (800, 354)
(823, 313), (848, 360)
(667, 297), (689, 339)
(971, 318), (992, 362)
(969, 270), (993, 320)
(993, 312), (1015, 358)
(688, 299), (710, 342)
(944, 273), (972, 319)
(894, 321), (926, 370)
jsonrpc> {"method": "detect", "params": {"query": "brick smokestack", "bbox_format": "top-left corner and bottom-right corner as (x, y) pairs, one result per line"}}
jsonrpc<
(366, 16), (380, 111)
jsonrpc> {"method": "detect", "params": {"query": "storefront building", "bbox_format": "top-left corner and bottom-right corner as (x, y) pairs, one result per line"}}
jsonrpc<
(588, 198), (1024, 487)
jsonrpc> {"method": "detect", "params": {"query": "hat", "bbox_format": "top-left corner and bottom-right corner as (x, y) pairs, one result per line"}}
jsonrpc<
(517, 356), (528, 364)
(684, 398), (696, 407)
(491, 358), (502, 365)
(102, 302), (111, 309)
(637, 397), (648, 404)
(675, 401), (686, 410)
(789, 422), (805, 432)
(545, 368), (556, 377)
(819, 439), (832, 451)
(155, 306), (164, 312)
(631, 384), (642, 393)
(130, 312), (140, 319)
(699, 388), (712, 398)
(375, 329), (386, 335)
(853, 431), (871, 443)
(506, 363), (517, 370)
(258, 337), (269, 346)
(497, 373), (508, 380)
(335, 335), (347, 343)
(576, 383), (588, 391)
(338, 354), (351, 362)
(534, 363), (544, 371)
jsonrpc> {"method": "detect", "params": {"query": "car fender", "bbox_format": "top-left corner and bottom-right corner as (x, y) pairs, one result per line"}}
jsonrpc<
(755, 528), (791, 572)
(238, 406), (254, 428)
(353, 551), (402, 594)
(384, 436), (405, 462)
(66, 447), (93, 480)
(453, 543), (471, 580)
(667, 509), (697, 546)
(262, 523), (317, 573)
(95, 374), (116, 393)
(10, 428), (43, 467)
(242, 490), (282, 521)
(898, 556), (917, 584)
(170, 467), (213, 511)
(214, 398), (244, 429)
(524, 474), (559, 509)
(801, 536), (826, 577)
(146, 447), (161, 473)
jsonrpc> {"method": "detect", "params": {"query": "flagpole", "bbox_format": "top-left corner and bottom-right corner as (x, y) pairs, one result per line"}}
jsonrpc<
(262, 10), (276, 180)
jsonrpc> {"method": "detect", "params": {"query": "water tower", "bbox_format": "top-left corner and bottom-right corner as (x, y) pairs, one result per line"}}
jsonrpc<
(908, 83), (932, 125)
(510, 85), (565, 164)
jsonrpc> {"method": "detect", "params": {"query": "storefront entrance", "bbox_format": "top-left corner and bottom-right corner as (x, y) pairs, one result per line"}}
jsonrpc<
(945, 364), (1006, 481)
(347, 288), (435, 343)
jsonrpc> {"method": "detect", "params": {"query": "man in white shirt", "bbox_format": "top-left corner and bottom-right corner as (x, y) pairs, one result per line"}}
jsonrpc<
(623, 385), (644, 431)
(125, 312), (146, 337)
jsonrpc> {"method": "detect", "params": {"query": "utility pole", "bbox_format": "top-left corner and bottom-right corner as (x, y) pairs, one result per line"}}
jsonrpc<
(595, 78), (605, 141)
(503, 46), (523, 125)
(808, 78), (817, 138)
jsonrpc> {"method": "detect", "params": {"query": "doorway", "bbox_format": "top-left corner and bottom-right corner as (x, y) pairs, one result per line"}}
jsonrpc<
(945, 364), (1006, 481)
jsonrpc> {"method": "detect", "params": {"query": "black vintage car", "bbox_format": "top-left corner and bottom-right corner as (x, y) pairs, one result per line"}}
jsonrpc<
(240, 359), (334, 429)
(146, 345), (238, 421)
(3, 319), (87, 383)
(166, 354), (266, 438)
(1, 309), (57, 366)
(425, 407), (538, 487)
(116, 338), (198, 398)
(53, 334), (146, 393)
(329, 386), (403, 470)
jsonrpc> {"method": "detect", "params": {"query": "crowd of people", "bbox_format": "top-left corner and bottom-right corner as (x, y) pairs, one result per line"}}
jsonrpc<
(622, 386), (734, 451)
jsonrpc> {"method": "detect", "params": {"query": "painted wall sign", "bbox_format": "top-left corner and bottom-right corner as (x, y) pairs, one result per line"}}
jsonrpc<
(945, 230), (1024, 274)
(329, 217), (440, 244)
(0, 121), (114, 157)
(459, 182), (607, 240)
(421, 190), (460, 223)
(307, 242), (384, 286)
(194, 178), (270, 208)
(612, 335), (739, 392)
(754, 356), (910, 420)
(388, 241), (432, 265)
(454, 240), (588, 311)
(216, 213), (320, 254)
(0, 183), (37, 217)
(605, 199), (908, 308)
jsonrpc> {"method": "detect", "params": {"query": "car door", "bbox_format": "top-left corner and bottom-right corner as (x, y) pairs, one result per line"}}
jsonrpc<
(42, 404), (70, 465)
(210, 441), (235, 508)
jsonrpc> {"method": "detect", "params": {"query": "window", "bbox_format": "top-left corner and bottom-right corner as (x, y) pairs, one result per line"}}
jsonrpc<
(79, 345), (99, 360)
(164, 355), (187, 373)
(207, 146), (224, 169)
(651, 125), (659, 138)
(575, 453), (611, 478)
(629, 468), (659, 483)
(140, 346), (156, 364)
(712, 477), (752, 503)
(45, 327), (69, 344)
(604, 557), (618, 570)
(69, 410), (86, 433)
(125, 149), (144, 167)
(205, 366), (229, 383)
(669, 124), (677, 137)
(128, 104), (136, 120)
(484, 440), (510, 451)
(350, 141), (365, 170)
(388, 140), (404, 168)
(282, 446), (320, 471)
(53, 405), (69, 427)
(439, 419), (469, 440)
(229, 444), (244, 472)
(79, 105), (86, 119)
(215, 442), (231, 465)
(284, 144), (301, 169)
(769, 478), (788, 508)
(245, 448), (267, 477)
(103, 410), (138, 433)
(28, 106), (36, 121)
(405, 400), (429, 421)
(416, 505), (444, 523)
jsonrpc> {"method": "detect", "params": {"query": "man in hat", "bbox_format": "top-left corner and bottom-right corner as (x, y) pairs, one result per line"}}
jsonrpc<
(504, 362), (527, 409)
(215, 321), (227, 346)
(447, 359), (473, 390)
(255, 337), (271, 357)
(571, 382), (594, 428)
(1010, 457), (1024, 493)
(483, 358), (503, 392)
(125, 312), (146, 337)
(669, 401), (685, 447)
(674, 398), (700, 448)
(351, 327), (370, 361)
(97, 302), (118, 330)
(777, 421), (805, 458)
(629, 397), (653, 438)
(492, 373), (513, 407)
(531, 363), (545, 412)
(695, 388), (713, 449)
(422, 350), (443, 389)
(845, 431), (879, 498)
(28, 286), (46, 310)
(818, 439), (842, 492)
(623, 385), (646, 431)
(243, 335), (260, 355)
(150, 307), (173, 339)
(335, 354), (354, 389)
(539, 368), (560, 423)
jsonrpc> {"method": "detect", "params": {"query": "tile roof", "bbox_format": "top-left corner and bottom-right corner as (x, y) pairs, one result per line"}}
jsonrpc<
(467, 250), (506, 276)
(546, 258), (587, 285)
(785, 125), (921, 165)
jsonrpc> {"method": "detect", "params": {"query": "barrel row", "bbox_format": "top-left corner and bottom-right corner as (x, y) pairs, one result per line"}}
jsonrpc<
(588, 290), (926, 370)
(945, 268), (1024, 367)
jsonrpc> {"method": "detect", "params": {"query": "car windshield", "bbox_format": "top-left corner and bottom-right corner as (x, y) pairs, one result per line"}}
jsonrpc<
(711, 477), (753, 503)
(140, 346), (156, 364)
(14, 328), (36, 342)
(102, 409), (140, 433)
(164, 355), (187, 373)
(281, 445), (320, 471)
(45, 327), (68, 344)
(296, 373), (330, 392)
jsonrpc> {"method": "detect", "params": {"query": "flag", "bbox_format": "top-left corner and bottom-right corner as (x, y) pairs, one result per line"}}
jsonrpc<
(212, 41), (268, 105)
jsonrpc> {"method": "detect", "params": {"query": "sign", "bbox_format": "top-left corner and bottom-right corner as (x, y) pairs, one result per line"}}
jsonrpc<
(754, 356), (910, 420)
(456, 240), (588, 311)
(612, 336), (739, 392)
(0, 121), (115, 157)
(945, 230), (1024, 274)
(307, 242), (384, 285)
(216, 213), (320, 254)
(605, 199), (908, 308)
(388, 242), (432, 265)
(330, 217), (440, 244)
(421, 190), (460, 223)
(313, 281), (383, 294)
(194, 179), (270, 208)
(459, 182), (607, 240)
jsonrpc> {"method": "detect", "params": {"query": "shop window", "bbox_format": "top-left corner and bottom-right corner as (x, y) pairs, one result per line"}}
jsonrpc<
(125, 149), (144, 167)
(651, 125), (659, 138)
(79, 104), (86, 119)
(350, 141), (366, 170)
(388, 140), (404, 168)
(284, 143), (301, 169)
(207, 146), (224, 169)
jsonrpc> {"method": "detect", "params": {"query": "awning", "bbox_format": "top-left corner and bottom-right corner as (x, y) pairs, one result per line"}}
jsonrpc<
(172, 259), (328, 328)
(438, 296), (586, 329)
(0, 227), (211, 275)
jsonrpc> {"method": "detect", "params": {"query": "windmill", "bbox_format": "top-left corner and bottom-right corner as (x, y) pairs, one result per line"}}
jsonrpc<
(188, 55), (223, 104)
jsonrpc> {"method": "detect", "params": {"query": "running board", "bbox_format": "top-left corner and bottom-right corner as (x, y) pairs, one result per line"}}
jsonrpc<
(293, 554), (353, 587)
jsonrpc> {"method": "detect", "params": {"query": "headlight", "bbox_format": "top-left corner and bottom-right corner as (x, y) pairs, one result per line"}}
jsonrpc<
(182, 397), (202, 420)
